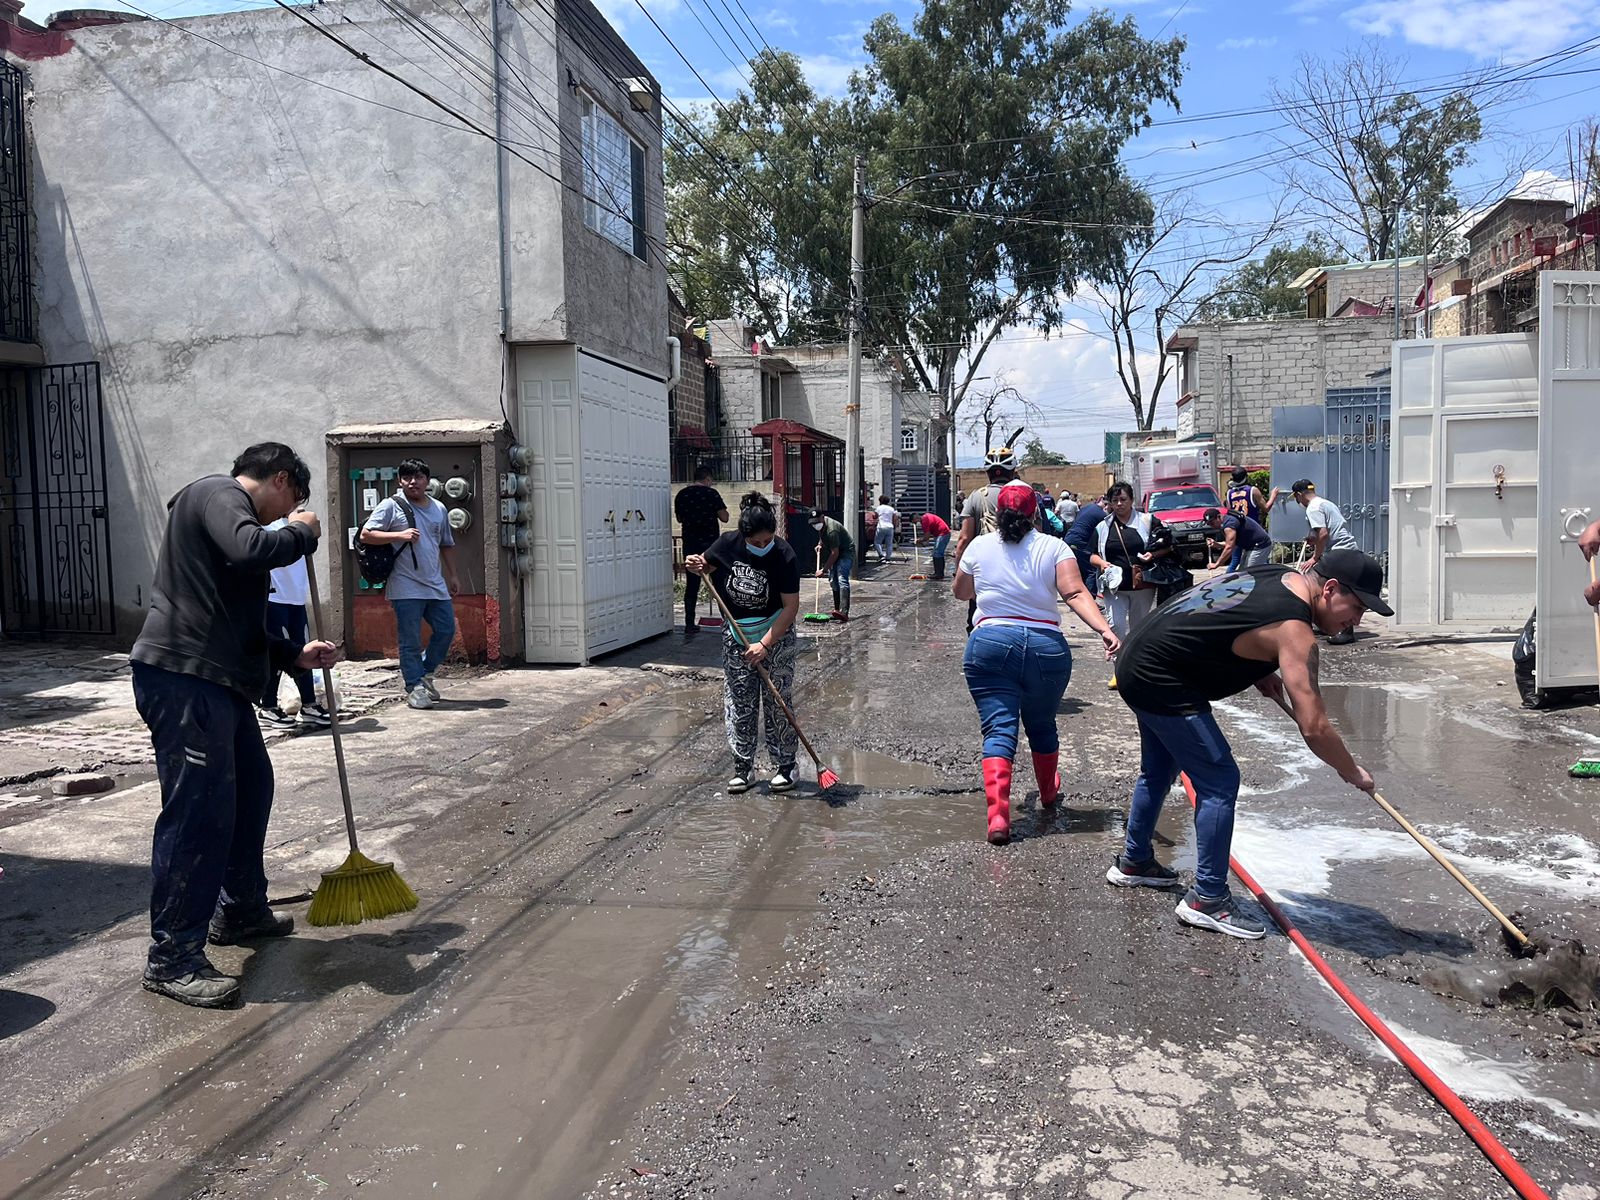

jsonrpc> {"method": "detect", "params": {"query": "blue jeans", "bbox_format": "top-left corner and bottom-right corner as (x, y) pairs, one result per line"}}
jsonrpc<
(133, 663), (276, 978)
(962, 624), (1072, 759)
(1229, 544), (1272, 572)
(930, 532), (950, 572)
(1123, 706), (1242, 899)
(828, 554), (854, 606)
(392, 597), (457, 689)
(875, 525), (894, 561)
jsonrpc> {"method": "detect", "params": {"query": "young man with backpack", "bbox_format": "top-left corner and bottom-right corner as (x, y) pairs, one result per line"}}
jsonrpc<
(359, 458), (461, 709)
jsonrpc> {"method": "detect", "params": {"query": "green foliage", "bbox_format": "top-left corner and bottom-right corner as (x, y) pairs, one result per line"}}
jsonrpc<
(1020, 437), (1069, 466)
(1247, 469), (1271, 494)
(666, 0), (1184, 407)
(1208, 235), (1334, 319)
(1271, 47), (1490, 262)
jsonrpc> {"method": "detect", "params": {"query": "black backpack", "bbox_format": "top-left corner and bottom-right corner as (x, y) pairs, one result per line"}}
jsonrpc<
(355, 495), (419, 585)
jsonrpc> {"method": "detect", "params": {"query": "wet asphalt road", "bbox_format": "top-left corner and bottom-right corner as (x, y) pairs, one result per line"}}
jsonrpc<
(0, 560), (1596, 1199)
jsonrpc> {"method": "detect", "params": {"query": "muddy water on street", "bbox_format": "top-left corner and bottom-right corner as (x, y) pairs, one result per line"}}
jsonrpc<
(1208, 646), (1600, 1139)
(1, 592), (1092, 1200)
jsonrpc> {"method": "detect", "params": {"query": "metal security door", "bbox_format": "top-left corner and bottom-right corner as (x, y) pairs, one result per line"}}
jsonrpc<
(1323, 387), (1390, 563)
(0, 362), (115, 636)
(1536, 273), (1600, 687)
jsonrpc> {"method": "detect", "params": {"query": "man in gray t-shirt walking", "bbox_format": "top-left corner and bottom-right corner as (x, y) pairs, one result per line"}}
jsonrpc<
(360, 457), (461, 709)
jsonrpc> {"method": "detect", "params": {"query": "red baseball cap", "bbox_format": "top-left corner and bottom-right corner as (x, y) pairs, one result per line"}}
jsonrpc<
(997, 482), (1037, 517)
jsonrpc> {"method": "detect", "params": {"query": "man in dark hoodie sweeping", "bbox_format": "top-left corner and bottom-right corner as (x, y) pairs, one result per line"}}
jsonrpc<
(130, 443), (338, 1008)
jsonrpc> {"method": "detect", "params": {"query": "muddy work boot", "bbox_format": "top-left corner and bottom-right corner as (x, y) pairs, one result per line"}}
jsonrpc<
(1031, 751), (1061, 810)
(1105, 855), (1181, 889)
(209, 910), (295, 946)
(142, 966), (242, 1009)
(982, 757), (1013, 845)
(1175, 888), (1266, 940)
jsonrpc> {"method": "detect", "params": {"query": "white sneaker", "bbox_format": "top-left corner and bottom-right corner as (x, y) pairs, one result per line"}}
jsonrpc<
(421, 673), (441, 700)
(406, 684), (435, 709)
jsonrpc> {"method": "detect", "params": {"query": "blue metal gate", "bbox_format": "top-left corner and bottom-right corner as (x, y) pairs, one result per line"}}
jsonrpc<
(1322, 386), (1390, 566)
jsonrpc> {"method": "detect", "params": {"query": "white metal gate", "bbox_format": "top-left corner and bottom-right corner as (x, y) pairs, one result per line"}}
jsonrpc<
(516, 346), (672, 664)
(1388, 335), (1539, 628)
(1535, 273), (1600, 687)
(578, 351), (670, 657)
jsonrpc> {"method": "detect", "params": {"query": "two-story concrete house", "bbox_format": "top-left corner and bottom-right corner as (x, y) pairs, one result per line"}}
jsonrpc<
(6, 0), (672, 663)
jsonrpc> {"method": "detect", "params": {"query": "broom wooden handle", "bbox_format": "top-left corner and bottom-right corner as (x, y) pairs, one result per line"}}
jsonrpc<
(700, 567), (828, 773)
(304, 554), (361, 856)
(1266, 691), (1527, 946)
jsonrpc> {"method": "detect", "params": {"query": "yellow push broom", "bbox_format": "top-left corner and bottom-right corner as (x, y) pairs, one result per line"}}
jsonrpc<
(303, 555), (419, 926)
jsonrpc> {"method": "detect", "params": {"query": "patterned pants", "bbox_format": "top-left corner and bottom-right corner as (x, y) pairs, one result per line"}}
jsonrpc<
(723, 627), (799, 772)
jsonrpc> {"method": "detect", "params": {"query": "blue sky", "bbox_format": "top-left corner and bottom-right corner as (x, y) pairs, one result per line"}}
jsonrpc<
(26, 0), (1600, 462)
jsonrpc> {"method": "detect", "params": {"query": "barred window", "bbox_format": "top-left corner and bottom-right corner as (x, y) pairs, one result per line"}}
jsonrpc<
(581, 95), (646, 260)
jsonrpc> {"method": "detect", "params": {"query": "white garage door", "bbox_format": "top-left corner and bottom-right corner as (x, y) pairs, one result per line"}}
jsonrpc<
(579, 351), (671, 656)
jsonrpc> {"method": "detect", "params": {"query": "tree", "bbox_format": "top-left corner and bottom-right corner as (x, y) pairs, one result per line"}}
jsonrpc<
(1208, 234), (1336, 319)
(666, 0), (1185, 430)
(1267, 44), (1521, 262)
(961, 376), (1035, 454)
(1097, 194), (1290, 430)
(1020, 437), (1069, 466)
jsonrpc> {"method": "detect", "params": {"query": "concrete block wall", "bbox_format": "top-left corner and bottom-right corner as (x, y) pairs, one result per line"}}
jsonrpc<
(1174, 317), (1396, 466)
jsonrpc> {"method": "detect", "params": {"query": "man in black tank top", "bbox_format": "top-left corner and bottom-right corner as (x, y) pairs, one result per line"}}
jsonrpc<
(1105, 550), (1390, 940)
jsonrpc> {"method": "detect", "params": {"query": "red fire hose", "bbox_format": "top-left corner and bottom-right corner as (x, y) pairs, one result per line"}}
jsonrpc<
(1179, 773), (1550, 1200)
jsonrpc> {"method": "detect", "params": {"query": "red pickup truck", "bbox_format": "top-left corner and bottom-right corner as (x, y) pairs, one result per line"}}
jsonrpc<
(1145, 484), (1223, 567)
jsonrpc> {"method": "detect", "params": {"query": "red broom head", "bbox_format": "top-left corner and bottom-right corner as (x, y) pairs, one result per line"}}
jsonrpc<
(818, 768), (840, 790)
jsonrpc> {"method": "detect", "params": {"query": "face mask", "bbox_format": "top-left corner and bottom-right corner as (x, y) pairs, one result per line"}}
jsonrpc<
(747, 539), (775, 557)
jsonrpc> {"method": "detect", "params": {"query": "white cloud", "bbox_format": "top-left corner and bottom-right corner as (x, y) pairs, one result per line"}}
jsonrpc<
(1216, 36), (1277, 51)
(759, 7), (798, 35)
(1345, 0), (1600, 60)
(957, 318), (1167, 465)
(795, 52), (865, 97)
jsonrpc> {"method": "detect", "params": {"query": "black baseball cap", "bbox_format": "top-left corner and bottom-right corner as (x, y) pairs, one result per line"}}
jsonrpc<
(1319, 549), (1393, 616)
(1291, 478), (1316, 494)
(1230, 467), (1249, 482)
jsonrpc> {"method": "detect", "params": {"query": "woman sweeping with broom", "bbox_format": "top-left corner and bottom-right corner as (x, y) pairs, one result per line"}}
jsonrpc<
(953, 482), (1120, 845)
(685, 492), (804, 794)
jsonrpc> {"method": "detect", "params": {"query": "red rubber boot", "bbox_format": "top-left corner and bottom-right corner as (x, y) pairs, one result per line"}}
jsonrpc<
(1033, 751), (1061, 811)
(983, 757), (1013, 845)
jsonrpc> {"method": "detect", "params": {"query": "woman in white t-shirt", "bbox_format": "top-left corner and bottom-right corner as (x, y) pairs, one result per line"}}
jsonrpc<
(873, 496), (899, 563)
(953, 482), (1120, 845)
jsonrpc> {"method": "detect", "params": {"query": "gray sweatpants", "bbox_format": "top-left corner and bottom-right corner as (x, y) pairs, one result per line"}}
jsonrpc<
(723, 627), (799, 772)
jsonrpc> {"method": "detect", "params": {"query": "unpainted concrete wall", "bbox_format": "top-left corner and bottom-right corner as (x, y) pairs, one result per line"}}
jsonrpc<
(1168, 318), (1396, 466)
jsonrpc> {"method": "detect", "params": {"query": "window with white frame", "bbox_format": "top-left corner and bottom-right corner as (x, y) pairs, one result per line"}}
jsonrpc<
(581, 95), (647, 260)
(900, 425), (917, 452)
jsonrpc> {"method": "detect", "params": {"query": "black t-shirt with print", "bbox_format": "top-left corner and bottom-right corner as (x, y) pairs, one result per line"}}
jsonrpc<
(675, 484), (727, 545)
(705, 531), (801, 621)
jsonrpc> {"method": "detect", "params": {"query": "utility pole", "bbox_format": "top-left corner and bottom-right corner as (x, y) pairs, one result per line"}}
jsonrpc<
(1421, 202), (1431, 339)
(1393, 203), (1403, 341)
(844, 154), (865, 543)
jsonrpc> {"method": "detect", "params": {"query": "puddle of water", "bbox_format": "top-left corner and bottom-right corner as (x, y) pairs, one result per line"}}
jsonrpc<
(824, 748), (940, 790)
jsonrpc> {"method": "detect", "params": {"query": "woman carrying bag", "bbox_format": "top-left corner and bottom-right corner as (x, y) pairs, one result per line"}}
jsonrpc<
(953, 483), (1120, 845)
(684, 493), (802, 794)
(1090, 482), (1176, 641)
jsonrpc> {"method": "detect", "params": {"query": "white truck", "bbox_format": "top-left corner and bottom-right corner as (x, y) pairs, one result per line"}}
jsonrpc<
(1121, 440), (1221, 566)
